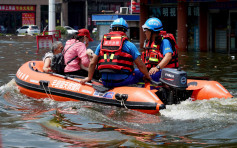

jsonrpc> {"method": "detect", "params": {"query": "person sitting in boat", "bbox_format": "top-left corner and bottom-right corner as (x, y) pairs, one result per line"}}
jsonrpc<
(64, 28), (93, 77)
(80, 18), (152, 87)
(43, 41), (63, 73)
(141, 17), (179, 81)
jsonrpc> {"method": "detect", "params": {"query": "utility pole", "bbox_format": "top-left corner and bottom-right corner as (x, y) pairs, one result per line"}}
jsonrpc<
(85, 0), (88, 29)
(49, 0), (56, 34)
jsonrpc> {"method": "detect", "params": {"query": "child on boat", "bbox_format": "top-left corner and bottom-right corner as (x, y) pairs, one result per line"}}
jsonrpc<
(42, 41), (63, 73)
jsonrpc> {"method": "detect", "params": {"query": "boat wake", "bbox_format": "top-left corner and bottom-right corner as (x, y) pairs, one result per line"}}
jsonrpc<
(160, 97), (237, 121)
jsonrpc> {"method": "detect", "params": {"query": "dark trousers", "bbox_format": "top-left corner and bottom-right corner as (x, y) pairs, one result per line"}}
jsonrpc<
(65, 69), (88, 77)
(65, 69), (101, 80)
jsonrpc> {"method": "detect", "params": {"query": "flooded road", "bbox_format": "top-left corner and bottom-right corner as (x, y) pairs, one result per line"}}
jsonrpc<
(0, 36), (237, 147)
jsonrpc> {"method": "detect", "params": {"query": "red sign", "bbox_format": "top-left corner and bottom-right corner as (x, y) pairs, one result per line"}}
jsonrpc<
(36, 35), (54, 52)
(22, 13), (35, 26)
(127, 2), (140, 13)
(0, 5), (36, 11)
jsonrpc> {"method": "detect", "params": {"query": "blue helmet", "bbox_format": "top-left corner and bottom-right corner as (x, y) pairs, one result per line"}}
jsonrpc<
(142, 18), (163, 32)
(111, 18), (128, 32)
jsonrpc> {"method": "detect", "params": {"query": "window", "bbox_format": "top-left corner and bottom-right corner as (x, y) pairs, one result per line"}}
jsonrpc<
(21, 26), (29, 29)
(31, 26), (38, 29)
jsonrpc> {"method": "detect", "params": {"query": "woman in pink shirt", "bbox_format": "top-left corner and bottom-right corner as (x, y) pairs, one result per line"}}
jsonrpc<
(64, 29), (93, 76)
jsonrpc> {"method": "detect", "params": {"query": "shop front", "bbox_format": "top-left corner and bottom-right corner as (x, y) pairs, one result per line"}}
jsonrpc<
(92, 14), (140, 40)
(0, 5), (36, 34)
(187, 5), (200, 51)
(208, 2), (237, 53)
(148, 6), (177, 41)
(140, 0), (237, 53)
(230, 11), (237, 53)
(144, 3), (200, 51)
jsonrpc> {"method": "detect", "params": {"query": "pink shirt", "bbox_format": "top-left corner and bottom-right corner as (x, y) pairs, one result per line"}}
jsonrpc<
(63, 39), (90, 73)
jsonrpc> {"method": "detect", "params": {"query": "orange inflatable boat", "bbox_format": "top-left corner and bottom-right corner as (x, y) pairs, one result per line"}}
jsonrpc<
(15, 61), (233, 114)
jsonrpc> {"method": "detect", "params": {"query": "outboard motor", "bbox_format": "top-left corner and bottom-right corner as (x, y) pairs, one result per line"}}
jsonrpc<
(158, 68), (188, 105)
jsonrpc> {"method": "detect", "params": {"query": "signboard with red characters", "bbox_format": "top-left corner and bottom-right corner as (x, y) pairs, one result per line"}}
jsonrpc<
(0, 5), (36, 11)
(22, 13), (35, 26)
(36, 30), (61, 53)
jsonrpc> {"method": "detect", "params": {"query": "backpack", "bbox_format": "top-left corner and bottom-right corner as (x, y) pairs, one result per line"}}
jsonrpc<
(51, 43), (77, 74)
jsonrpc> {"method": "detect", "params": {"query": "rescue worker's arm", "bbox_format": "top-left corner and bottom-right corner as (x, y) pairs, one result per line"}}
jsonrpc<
(149, 52), (172, 75)
(134, 56), (151, 81)
(80, 55), (99, 84)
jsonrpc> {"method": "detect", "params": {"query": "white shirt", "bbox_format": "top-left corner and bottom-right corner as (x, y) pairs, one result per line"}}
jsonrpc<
(42, 52), (54, 62)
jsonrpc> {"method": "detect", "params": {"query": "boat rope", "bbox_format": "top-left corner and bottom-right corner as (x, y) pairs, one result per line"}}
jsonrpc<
(121, 99), (128, 109)
(47, 87), (54, 100)
(115, 98), (128, 109)
(42, 84), (54, 101)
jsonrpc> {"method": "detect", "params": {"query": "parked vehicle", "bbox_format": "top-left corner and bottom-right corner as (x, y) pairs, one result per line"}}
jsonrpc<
(64, 26), (78, 34)
(92, 28), (97, 34)
(0, 25), (7, 34)
(16, 25), (40, 35)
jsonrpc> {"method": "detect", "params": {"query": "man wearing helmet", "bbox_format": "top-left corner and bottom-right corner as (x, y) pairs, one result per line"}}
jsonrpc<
(141, 18), (179, 81)
(81, 18), (151, 87)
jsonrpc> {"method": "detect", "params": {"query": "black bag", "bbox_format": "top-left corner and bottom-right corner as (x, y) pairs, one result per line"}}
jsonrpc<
(51, 43), (77, 74)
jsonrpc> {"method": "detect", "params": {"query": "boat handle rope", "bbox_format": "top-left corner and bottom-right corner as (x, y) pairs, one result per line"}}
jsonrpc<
(41, 83), (55, 101)
(39, 80), (55, 100)
(115, 98), (127, 109)
(115, 93), (128, 109)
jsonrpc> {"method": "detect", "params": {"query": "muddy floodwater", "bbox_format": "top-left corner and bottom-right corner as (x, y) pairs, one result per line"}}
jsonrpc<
(0, 36), (237, 147)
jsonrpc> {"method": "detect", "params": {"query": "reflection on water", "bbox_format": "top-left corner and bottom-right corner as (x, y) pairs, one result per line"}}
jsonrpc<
(0, 36), (237, 147)
(178, 51), (237, 93)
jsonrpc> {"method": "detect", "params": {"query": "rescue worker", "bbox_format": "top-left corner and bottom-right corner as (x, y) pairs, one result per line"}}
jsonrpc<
(81, 18), (151, 87)
(141, 17), (179, 81)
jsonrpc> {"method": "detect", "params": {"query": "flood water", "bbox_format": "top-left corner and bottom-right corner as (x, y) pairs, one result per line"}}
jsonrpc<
(0, 36), (237, 147)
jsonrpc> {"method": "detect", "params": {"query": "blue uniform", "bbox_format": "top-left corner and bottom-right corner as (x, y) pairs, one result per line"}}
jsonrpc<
(95, 39), (173, 87)
(160, 39), (173, 55)
(95, 40), (142, 87)
(147, 39), (173, 82)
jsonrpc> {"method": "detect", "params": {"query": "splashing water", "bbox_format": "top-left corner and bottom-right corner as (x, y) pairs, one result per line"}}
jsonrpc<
(161, 98), (237, 121)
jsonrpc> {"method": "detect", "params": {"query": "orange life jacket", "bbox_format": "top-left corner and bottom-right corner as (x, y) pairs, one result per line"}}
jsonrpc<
(141, 31), (179, 69)
(98, 31), (134, 74)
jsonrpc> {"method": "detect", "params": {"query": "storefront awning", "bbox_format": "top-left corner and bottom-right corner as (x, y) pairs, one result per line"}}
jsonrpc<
(92, 14), (140, 21)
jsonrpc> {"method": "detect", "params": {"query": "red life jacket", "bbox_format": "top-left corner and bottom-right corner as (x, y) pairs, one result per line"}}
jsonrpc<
(141, 40), (160, 69)
(141, 31), (179, 69)
(97, 31), (134, 74)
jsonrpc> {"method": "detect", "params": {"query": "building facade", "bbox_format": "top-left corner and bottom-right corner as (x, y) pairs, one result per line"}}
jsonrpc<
(140, 0), (237, 53)
(1, 0), (236, 53)
(0, 0), (62, 33)
(0, 0), (130, 34)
